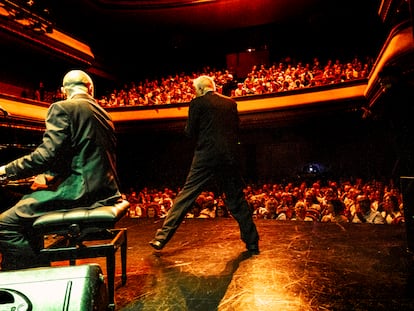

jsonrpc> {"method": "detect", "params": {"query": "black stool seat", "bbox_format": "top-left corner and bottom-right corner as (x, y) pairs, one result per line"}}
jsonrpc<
(33, 200), (129, 233)
(32, 199), (130, 311)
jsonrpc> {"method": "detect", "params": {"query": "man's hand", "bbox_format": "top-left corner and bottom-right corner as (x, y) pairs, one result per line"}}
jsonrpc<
(0, 165), (6, 176)
(0, 165), (6, 185)
(30, 173), (55, 191)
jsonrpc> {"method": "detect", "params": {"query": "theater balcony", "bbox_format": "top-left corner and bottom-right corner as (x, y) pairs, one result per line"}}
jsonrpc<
(0, 79), (368, 136)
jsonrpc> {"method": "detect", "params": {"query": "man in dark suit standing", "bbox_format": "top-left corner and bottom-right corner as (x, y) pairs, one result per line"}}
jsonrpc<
(150, 75), (259, 254)
(0, 70), (122, 270)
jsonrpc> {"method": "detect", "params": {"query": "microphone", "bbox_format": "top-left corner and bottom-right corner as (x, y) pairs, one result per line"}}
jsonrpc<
(0, 106), (9, 116)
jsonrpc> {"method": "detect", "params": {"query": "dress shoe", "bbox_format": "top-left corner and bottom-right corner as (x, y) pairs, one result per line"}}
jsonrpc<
(247, 244), (260, 255)
(149, 239), (164, 250)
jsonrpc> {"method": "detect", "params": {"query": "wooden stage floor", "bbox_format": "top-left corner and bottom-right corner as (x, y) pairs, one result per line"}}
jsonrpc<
(88, 217), (414, 310)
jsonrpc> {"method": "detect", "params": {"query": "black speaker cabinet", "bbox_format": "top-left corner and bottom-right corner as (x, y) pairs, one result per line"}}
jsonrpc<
(0, 263), (108, 311)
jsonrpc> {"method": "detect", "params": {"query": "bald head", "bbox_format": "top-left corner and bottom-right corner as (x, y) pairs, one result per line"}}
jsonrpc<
(62, 70), (94, 98)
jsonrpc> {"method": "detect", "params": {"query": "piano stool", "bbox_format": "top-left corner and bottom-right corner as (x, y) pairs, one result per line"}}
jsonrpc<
(32, 199), (130, 310)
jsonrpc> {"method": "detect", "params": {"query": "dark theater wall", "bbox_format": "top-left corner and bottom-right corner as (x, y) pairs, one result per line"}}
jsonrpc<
(116, 130), (195, 192)
(237, 115), (394, 186)
(116, 113), (396, 192)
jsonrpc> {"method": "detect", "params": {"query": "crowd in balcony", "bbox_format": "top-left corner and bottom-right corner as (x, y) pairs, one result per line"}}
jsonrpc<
(95, 55), (374, 108)
(22, 54), (376, 108)
(27, 55), (373, 107)
(124, 177), (404, 225)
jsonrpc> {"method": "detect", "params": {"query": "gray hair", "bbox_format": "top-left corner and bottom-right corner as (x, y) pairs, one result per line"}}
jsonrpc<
(193, 75), (216, 96)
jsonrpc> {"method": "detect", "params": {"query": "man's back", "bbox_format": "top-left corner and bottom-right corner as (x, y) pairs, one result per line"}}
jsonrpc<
(49, 94), (120, 204)
(186, 91), (239, 166)
(0, 69), (122, 271)
(4, 80), (121, 215)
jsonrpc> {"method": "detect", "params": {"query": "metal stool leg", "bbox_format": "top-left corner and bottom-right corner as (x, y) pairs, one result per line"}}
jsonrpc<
(121, 230), (127, 285)
(106, 249), (116, 310)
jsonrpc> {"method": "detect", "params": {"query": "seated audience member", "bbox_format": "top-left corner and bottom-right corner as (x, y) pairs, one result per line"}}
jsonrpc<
(276, 192), (293, 220)
(146, 203), (160, 219)
(353, 195), (386, 224)
(380, 194), (404, 224)
(159, 194), (173, 218)
(234, 83), (246, 97)
(216, 196), (230, 217)
(303, 190), (322, 222)
(343, 186), (359, 221)
(293, 196), (307, 221)
(127, 190), (141, 217)
(186, 204), (201, 218)
(320, 189), (348, 223)
(134, 204), (146, 218)
(249, 194), (267, 219)
(198, 192), (217, 218)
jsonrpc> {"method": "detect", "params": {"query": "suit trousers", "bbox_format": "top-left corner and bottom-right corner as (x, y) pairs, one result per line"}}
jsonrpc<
(154, 161), (259, 247)
(0, 205), (42, 270)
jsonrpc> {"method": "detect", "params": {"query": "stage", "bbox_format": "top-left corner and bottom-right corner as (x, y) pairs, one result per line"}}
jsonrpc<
(76, 217), (414, 310)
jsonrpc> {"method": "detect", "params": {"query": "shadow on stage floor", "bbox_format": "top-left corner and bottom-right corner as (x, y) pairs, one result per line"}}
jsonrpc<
(80, 217), (414, 310)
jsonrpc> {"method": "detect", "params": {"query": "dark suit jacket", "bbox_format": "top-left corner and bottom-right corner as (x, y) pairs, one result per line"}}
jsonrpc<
(4, 93), (121, 218)
(185, 91), (240, 167)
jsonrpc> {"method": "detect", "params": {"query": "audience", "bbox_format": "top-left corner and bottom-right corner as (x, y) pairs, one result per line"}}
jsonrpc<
(12, 54), (397, 225)
(123, 177), (405, 224)
(0, 52), (401, 228)
(95, 56), (373, 108)
(17, 55), (373, 107)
